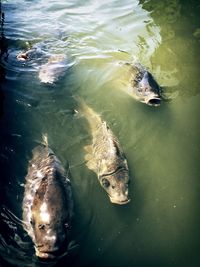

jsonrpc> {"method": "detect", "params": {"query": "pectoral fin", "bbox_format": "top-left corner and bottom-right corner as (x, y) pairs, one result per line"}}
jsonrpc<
(84, 145), (97, 172)
(84, 145), (93, 153)
(84, 145), (93, 162)
(85, 158), (97, 172)
(67, 240), (79, 256)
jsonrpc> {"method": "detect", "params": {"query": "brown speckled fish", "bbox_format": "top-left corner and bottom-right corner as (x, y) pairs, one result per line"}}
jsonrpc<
(77, 98), (130, 205)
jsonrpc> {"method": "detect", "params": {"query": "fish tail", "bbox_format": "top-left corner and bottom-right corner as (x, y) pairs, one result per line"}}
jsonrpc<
(74, 96), (90, 115)
(74, 95), (100, 126)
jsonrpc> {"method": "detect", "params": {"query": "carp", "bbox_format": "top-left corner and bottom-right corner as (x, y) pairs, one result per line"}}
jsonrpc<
(77, 98), (130, 205)
(22, 136), (73, 259)
(128, 63), (162, 106)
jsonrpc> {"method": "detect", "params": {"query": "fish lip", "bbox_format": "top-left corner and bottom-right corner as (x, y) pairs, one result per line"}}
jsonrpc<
(146, 97), (161, 106)
(109, 197), (131, 205)
(35, 247), (60, 259)
(36, 251), (56, 259)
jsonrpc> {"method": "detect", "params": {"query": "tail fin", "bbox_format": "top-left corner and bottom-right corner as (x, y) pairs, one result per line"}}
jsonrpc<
(74, 96), (102, 132)
(74, 95), (89, 115)
(74, 95), (100, 124)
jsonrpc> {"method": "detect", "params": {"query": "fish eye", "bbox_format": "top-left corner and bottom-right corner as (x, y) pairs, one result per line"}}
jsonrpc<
(30, 219), (35, 225)
(38, 224), (45, 230)
(102, 178), (110, 188)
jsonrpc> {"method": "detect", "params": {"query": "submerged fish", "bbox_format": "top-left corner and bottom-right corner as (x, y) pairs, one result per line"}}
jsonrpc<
(23, 136), (73, 259)
(38, 54), (68, 84)
(128, 63), (162, 106)
(77, 98), (130, 205)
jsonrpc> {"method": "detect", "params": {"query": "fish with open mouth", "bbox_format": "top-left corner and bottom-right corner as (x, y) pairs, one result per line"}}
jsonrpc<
(127, 63), (162, 106)
(22, 136), (73, 259)
(77, 98), (130, 205)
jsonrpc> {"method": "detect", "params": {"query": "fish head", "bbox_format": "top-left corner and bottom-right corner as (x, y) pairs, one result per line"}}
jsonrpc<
(29, 175), (72, 260)
(99, 168), (130, 205)
(135, 71), (161, 106)
(30, 204), (70, 259)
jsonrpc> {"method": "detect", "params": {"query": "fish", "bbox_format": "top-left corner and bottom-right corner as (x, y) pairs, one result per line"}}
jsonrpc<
(38, 54), (68, 84)
(128, 63), (162, 106)
(17, 48), (69, 83)
(77, 98), (130, 205)
(22, 135), (73, 259)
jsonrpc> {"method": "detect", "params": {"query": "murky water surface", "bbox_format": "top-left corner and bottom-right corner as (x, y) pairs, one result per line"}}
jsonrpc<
(0, 1), (200, 267)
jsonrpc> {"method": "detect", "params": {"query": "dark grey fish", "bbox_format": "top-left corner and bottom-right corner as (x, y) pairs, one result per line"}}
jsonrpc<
(128, 63), (162, 106)
(77, 98), (130, 205)
(23, 136), (73, 259)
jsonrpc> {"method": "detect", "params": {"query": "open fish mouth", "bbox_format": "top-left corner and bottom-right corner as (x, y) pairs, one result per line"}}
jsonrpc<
(36, 251), (57, 259)
(35, 247), (61, 259)
(146, 97), (161, 106)
(109, 196), (131, 205)
(36, 248), (70, 261)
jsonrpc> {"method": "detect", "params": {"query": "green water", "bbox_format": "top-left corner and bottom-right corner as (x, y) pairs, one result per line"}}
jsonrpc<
(0, 1), (200, 267)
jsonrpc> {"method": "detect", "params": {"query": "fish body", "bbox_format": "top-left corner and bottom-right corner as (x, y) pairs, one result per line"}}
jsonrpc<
(128, 63), (162, 106)
(23, 140), (73, 259)
(38, 54), (68, 84)
(78, 99), (130, 205)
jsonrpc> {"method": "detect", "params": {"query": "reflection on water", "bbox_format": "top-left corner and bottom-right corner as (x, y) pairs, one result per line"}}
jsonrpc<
(0, 2), (5, 118)
(0, 0), (200, 267)
(140, 0), (200, 97)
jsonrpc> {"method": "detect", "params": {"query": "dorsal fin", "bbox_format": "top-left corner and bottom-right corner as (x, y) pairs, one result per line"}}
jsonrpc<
(42, 133), (48, 147)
